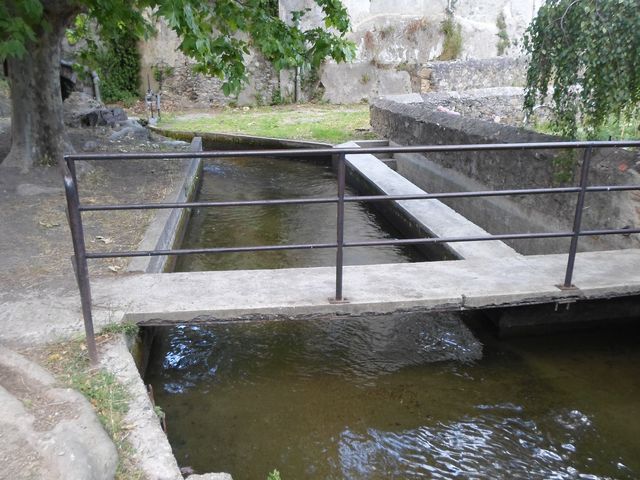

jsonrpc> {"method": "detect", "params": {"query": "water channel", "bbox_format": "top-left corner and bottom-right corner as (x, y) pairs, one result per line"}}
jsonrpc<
(145, 156), (640, 479)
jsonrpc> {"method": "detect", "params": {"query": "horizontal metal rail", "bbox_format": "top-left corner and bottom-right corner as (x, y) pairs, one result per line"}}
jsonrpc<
(64, 139), (640, 161)
(78, 184), (640, 212)
(83, 227), (640, 259)
(61, 140), (640, 364)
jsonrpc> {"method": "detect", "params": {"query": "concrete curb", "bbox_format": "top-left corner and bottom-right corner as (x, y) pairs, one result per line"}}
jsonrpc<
(128, 137), (204, 274)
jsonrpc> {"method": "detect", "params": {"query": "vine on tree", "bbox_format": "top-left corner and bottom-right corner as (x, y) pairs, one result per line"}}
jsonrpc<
(523, 0), (640, 139)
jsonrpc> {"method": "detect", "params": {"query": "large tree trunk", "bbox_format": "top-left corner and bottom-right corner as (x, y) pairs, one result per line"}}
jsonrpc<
(1, 1), (78, 173)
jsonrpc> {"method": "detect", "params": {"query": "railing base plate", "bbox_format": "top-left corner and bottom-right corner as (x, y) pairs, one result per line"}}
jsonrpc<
(329, 297), (350, 304)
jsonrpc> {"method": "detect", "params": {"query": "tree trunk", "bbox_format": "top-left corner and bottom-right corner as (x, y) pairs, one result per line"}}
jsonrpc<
(1, 2), (77, 173)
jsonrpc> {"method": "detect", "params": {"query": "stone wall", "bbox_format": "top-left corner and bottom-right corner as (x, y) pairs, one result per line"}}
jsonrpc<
(138, 0), (539, 106)
(314, 0), (539, 103)
(138, 20), (278, 108)
(421, 57), (526, 93)
(370, 97), (640, 254)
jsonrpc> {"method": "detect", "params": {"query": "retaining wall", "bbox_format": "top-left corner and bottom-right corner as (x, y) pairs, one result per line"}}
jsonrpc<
(371, 97), (640, 255)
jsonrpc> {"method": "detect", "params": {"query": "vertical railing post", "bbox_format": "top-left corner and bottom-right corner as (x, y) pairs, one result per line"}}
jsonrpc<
(334, 153), (346, 302)
(562, 146), (593, 289)
(63, 170), (98, 364)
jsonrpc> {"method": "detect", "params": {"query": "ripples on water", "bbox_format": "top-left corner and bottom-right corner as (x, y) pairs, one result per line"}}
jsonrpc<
(145, 314), (640, 480)
(175, 157), (424, 271)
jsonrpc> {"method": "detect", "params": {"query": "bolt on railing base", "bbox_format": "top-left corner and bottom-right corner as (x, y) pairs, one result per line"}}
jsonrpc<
(328, 297), (350, 304)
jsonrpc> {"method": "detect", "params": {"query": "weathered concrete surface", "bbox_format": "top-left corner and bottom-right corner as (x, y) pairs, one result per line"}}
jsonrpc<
(128, 137), (203, 273)
(87, 249), (640, 324)
(4, 250), (639, 343)
(340, 141), (520, 260)
(0, 347), (118, 480)
(371, 97), (640, 255)
(100, 337), (185, 480)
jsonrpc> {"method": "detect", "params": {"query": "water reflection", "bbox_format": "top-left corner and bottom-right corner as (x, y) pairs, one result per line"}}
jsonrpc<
(145, 315), (640, 480)
(176, 157), (424, 271)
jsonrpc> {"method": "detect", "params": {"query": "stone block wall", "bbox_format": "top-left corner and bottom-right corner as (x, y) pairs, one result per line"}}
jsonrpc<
(138, 20), (278, 108)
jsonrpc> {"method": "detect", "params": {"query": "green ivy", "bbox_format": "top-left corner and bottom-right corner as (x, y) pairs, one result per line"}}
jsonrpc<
(523, 0), (640, 139)
(67, 15), (141, 104)
(496, 12), (509, 56)
(438, 17), (462, 61)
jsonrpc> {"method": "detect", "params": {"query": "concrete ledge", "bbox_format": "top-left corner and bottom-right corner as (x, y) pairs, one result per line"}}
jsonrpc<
(338, 141), (520, 260)
(149, 127), (332, 150)
(88, 249), (640, 323)
(128, 137), (203, 273)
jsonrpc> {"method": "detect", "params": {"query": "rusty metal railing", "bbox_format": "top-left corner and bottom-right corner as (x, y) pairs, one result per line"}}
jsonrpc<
(63, 140), (640, 363)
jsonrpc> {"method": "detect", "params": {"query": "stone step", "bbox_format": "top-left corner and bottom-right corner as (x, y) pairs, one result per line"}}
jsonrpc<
(0, 346), (118, 480)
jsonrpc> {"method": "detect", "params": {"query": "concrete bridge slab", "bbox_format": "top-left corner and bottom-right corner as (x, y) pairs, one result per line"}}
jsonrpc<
(86, 249), (640, 324)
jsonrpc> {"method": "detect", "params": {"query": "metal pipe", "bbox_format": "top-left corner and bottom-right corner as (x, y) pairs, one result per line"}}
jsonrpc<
(81, 196), (340, 211)
(63, 173), (98, 365)
(563, 147), (594, 288)
(335, 154), (346, 302)
(85, 242), (338, 259)
(64, 139), (640, 162)
(78, 184), (640, 212)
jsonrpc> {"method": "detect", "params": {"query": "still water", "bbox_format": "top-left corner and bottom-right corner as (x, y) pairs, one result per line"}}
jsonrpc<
(175, 157), (423, 271)
(146, 315), (640, 479)
(147, 155), (640, 479)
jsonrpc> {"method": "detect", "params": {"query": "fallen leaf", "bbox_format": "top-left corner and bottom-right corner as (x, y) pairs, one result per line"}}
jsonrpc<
(95, 236), (115, 244)
(39, 220), (60, 228)
(108, 265), (121, 273)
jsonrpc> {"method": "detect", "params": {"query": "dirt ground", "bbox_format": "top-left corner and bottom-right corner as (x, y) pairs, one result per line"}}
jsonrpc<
(0, 117), (191, 303)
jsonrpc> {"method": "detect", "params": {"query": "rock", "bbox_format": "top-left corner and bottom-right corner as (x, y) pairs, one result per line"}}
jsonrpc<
(63, 92), (103, 127)
(82, 140), (99, 151)
(0, 347), (118, 480)
(187, 474), (233, 480)
(80, 109), (115, 127)
(0, 94), (10, 118)
(109, 125), (150, 141)
(111, 107), (128, 124)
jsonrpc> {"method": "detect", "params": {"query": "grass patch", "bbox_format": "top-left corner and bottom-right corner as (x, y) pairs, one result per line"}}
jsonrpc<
(157, 104), (377, 144)
(533, 115), (640, 141)
(42, 334), (144, 480)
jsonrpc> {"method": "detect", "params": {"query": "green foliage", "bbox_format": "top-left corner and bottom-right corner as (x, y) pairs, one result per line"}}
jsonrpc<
(438, 17), (462, 61)
(496, 12), (510, 56)
(267, 469), (282, 480)
(44, 339), (144, 479)
(0, 0), (44, 59)
(2, 0), (355, 98)
(271, 88), (285, 106)
(100, 321), (140, 337)
(523, 0), (640, 139)
(152, 62), (175, 90)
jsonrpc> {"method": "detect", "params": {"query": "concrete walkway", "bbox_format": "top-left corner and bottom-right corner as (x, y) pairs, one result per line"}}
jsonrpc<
(2, 249), (638, 342)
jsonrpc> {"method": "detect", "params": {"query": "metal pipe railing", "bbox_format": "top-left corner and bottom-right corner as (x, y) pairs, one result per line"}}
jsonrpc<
(62, 140), (640, 363)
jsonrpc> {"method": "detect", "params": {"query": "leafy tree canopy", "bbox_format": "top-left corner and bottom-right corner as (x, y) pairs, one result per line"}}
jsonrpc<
(1, 0), (355, 96)
(523, 0), (640, 138)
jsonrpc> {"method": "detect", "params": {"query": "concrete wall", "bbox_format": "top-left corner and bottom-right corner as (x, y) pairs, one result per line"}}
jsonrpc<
(371, 97), (640, 255)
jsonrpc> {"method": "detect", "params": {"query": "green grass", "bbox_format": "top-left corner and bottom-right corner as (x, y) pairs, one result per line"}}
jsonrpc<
(43, 336), (145, 480)
(157, 103), (377, 144)
(534, 115), (640, 141)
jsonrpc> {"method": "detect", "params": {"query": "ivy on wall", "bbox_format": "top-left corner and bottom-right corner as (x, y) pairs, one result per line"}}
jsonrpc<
(67, 14), (141, 104)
